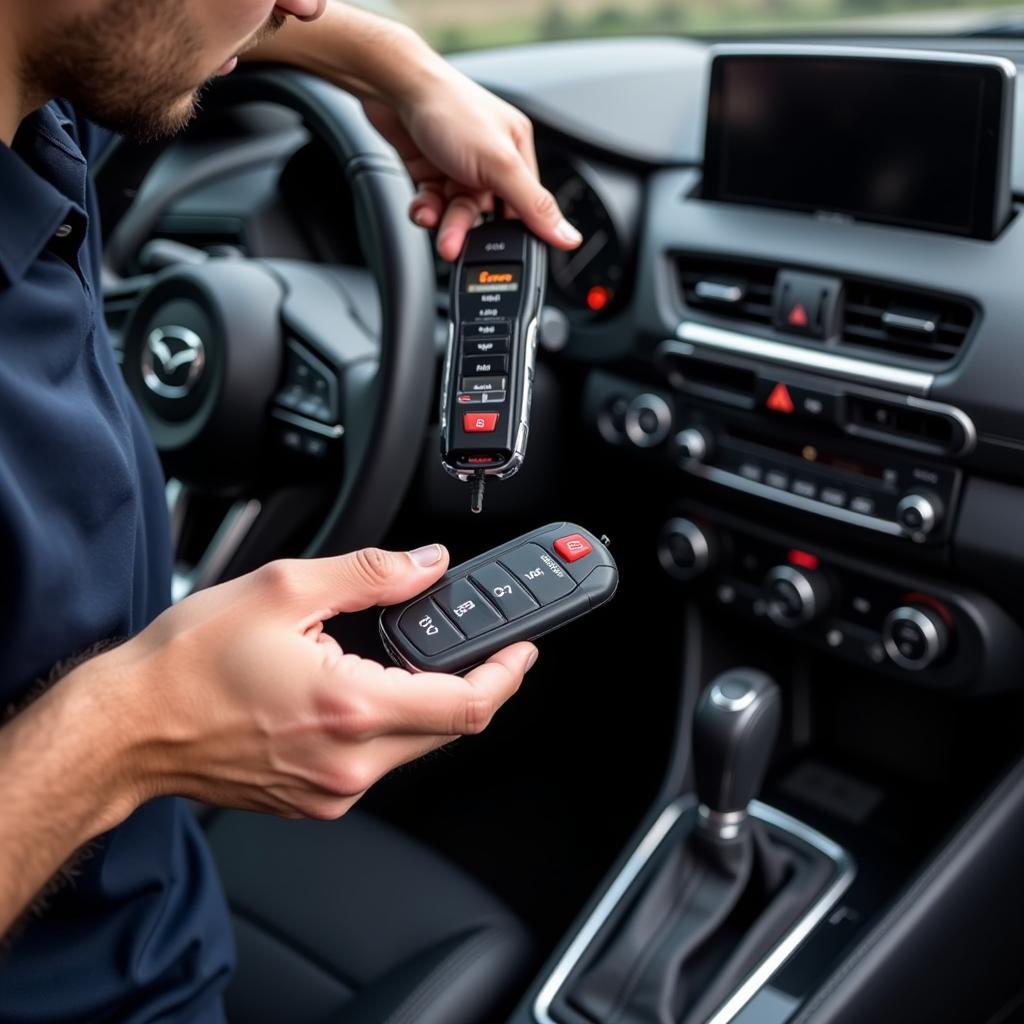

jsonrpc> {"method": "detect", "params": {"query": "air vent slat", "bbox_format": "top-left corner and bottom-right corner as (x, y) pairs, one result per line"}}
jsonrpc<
(677, 256), (777, 327)
(676, 253), (974, 366)
(842, 281), (974, 363)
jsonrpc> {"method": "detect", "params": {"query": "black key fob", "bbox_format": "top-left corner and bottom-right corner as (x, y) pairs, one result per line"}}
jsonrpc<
(379, 523), (617, 674)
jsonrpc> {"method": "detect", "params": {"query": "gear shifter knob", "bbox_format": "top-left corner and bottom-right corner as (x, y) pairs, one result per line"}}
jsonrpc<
(693, 669), (781, 837)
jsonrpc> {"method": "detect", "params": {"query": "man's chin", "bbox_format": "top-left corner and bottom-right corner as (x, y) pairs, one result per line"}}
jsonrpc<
(96, 88), (203, 143)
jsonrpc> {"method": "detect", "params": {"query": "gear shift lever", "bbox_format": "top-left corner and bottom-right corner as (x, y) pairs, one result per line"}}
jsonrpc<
(694, 669), (781, 842)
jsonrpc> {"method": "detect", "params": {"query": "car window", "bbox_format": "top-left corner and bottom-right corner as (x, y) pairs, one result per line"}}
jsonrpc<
(380, 0), (1024, 50)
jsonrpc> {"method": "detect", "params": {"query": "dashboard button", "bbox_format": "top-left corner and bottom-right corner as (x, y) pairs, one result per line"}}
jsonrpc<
(792, 479), (818, 500)
(850, 495), (876, 516)
(739, 462), (764, 482)
(820, 487), (847, 507)
(765, 469), (790, 490)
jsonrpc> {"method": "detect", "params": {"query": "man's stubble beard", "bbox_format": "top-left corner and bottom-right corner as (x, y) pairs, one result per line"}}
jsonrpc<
(23, 0), (285, 142)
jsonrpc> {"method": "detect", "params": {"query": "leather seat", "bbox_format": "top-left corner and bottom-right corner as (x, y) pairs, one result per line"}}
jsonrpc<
(201, 808), (533, 1024)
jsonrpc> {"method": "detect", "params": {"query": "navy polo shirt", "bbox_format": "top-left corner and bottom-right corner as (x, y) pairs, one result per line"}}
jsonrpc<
(0, 103), (234, 1021)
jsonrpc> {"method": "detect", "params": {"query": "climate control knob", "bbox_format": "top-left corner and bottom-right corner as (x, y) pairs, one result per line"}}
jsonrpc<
(624, 393), (672, 448)
(658, 518), (716, 581)
(882, 605), (950, 671)
(673, 426), (713, 465)
(896, 492), (943, 540)
(763, 565), (830, 627)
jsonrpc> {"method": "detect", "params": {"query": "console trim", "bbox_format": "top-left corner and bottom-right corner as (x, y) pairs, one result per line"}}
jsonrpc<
(532, 798), (855, 1024)
(675, 322), (935, 394)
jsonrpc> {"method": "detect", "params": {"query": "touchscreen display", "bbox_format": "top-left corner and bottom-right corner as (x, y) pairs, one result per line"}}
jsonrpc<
(703, 54), (1011, 239)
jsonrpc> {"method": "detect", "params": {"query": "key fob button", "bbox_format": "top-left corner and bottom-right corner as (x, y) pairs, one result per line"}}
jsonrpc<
(432, 579), (504, 638)
(469, 563), (538, 622)
(499, 544), (576, 605)
(399, 598), (464, 656)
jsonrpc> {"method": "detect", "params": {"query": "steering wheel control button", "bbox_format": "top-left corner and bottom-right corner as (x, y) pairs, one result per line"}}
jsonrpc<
(554, 534), (593, 563)
(463, 412), (500, 433)
(499, 544), (577, 605)
(398, 599), (464, 656)
(432, 579), (504, 639)
(469, 564), (538, 622)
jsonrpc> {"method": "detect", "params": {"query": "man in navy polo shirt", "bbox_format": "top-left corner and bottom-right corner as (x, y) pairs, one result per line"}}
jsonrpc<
(0, 1), (583, 1020)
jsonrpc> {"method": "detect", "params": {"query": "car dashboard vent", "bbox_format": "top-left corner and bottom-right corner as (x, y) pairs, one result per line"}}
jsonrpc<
(842, 282), (974, 363)
(677, 256), (777, 326)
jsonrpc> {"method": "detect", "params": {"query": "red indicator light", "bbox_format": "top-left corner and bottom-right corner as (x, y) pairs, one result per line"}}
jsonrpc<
(787, 303), (809, 327)
(766, 382), (795, 414)
(586, 285), (612, 312)
(788, 549), (820, 571)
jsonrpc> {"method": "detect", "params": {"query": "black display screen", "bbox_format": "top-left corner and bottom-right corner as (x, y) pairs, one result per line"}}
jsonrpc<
(703, 53), (1012, 239)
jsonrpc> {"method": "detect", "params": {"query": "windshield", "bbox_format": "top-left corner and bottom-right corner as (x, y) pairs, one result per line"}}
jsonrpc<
(384, 0), (1024, 50)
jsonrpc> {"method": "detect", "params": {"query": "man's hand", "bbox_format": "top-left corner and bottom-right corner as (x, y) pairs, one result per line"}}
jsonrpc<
(244, 4), (583, 261)
(0, 543), (536, 936)
(106, 543), (536, 820)
(363, 73), (582, 262)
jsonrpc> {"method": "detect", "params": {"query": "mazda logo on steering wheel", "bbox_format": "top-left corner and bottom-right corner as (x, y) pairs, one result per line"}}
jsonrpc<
(142, 326), (206, 399)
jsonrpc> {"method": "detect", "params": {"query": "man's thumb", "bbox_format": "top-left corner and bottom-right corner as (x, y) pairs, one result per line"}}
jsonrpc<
(262, 545), (450, 617)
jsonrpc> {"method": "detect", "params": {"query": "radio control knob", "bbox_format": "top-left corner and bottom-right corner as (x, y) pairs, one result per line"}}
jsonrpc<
(896, 492), (942, 539)
(763, 565), (830, 627)
(625, 393), (673, 448)
(673, 426), (712, 464)
(658, 518), (716, 581)
(883, 605), (949, 671)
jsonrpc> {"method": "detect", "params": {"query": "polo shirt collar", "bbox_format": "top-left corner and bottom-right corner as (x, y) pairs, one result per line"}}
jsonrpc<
(0, 102), (83, 288)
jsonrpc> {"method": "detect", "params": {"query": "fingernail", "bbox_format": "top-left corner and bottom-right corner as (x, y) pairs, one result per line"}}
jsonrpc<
(525, 647), (539, 671)
(413, 209), (430, 227)
(556, 218), (582, 245)
(409, 544), (443, 567)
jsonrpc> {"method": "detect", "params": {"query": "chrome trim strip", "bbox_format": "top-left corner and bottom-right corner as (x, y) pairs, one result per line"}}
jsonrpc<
(532, 798), (695, 1024)
(708, 42), (1017, 79)
(172, 498), (262, 602)
(674, 324), (935, 395)
(906, 395), (978, 455)
(270, 408), (344, 439)
(690, 463), (906, 538)
(532, 798), (856, 1024)
(704, 801), (856, 1024)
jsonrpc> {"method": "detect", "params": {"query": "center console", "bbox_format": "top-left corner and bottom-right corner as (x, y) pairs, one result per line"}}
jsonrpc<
(511, 43), (1024, 1024)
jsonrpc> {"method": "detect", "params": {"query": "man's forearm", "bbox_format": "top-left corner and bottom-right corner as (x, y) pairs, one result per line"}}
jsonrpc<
(0, 664), (144, 938)
(241, 3), (446, 110)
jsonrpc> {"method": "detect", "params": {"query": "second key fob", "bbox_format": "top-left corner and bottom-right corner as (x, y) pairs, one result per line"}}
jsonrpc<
(379, 523), (617, 674)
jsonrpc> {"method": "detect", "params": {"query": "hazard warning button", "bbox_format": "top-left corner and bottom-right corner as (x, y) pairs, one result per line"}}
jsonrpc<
(765, 382), (795, 414)
(771, 270), (841, 339)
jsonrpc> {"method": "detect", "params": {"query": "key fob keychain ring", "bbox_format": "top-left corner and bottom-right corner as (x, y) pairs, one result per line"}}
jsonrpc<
(379, 523), (617, 674)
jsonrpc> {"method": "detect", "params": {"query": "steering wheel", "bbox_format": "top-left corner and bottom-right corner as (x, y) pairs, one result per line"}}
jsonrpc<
(95, 69), (436, 599)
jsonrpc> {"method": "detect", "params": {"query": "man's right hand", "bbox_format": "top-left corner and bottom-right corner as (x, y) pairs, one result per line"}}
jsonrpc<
(84, 543), (537, 824)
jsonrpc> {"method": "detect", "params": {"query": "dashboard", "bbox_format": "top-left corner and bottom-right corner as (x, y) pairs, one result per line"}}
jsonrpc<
(108, 34), (1024, 695)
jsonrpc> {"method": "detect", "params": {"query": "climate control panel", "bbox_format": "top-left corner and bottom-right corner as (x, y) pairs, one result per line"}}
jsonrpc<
(656, 508), (1021, 690)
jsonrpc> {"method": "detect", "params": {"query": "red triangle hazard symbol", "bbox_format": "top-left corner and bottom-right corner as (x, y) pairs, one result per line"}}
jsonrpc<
(766, 382), (795, 414)
(787, 303), (809, 328)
